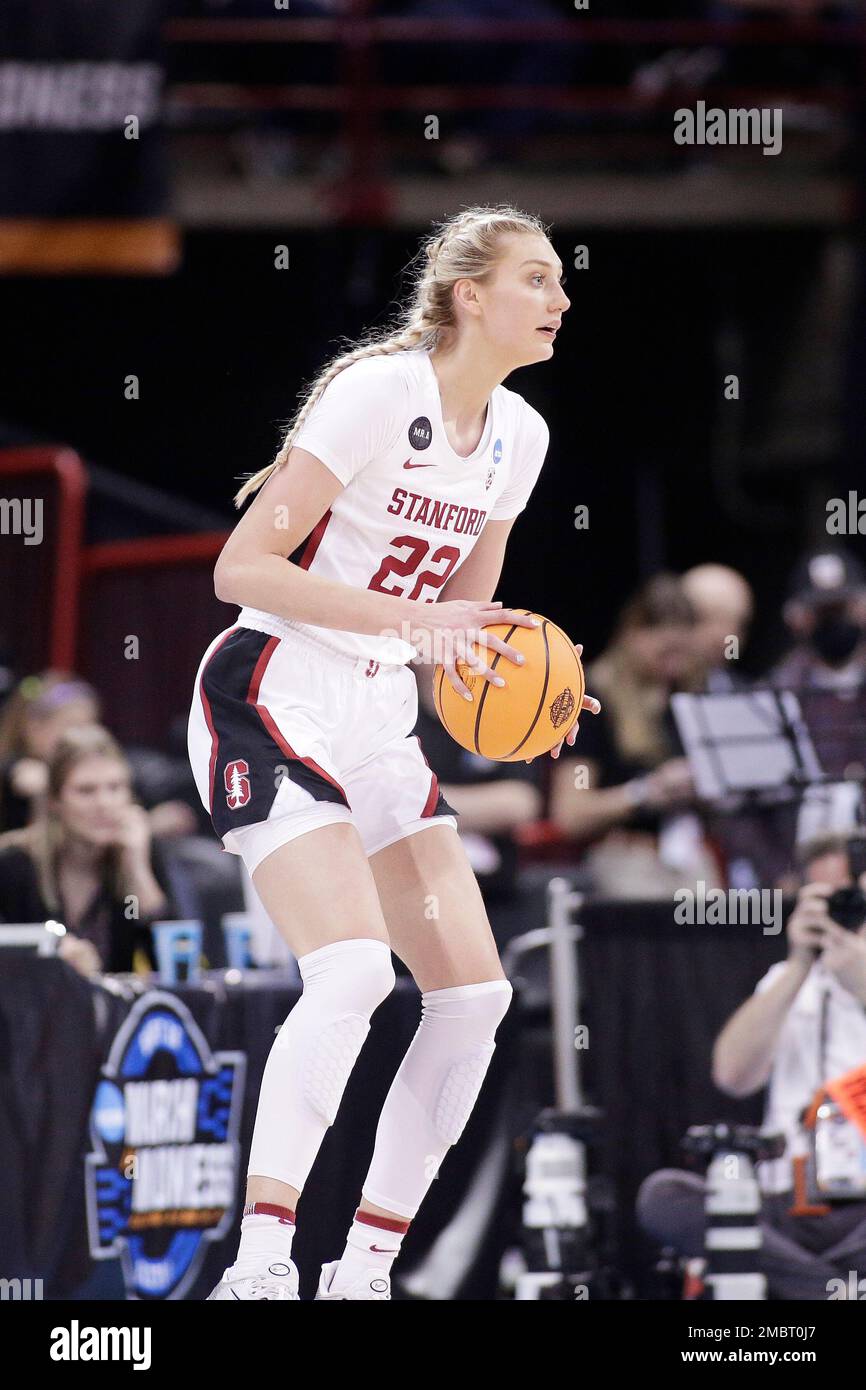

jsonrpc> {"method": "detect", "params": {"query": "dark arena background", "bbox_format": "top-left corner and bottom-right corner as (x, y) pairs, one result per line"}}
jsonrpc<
(3, 0), (866, 1347)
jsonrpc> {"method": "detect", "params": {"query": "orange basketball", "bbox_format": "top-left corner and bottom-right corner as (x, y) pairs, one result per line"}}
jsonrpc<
(432, 612), (585, 762)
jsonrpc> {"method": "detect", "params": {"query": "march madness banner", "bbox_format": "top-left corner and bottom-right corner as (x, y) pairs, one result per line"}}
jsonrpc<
(85, 992), (246, 1300)
(0, 0), (178, 272)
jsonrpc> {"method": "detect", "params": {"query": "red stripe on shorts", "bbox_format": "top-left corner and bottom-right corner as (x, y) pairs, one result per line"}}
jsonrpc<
(298, 509), (333, 570)
(414, 735), (440, 818)
(246, 636), (348, 800)
(199, 626), (241, 813)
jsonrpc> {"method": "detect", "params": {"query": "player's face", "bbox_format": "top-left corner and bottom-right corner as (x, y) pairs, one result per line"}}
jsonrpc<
(479, 233), (570, 367)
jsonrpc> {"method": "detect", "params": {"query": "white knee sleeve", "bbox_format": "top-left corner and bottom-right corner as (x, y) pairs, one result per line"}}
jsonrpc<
(361, 978), (513, 1219)
(248, 938), (395, 1190)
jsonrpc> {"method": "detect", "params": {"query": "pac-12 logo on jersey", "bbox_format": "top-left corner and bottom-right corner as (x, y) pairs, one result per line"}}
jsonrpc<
(408, 416), (432, 450)
(493, 437), (503, 465)
(225, 759), (251, 809)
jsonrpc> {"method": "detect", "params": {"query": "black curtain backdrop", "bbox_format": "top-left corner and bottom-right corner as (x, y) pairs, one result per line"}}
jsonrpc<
(2, 227), (863, 677)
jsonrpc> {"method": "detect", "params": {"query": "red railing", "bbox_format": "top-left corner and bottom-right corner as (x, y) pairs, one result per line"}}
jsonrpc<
(81, 531), (230, 576)
(0, 447), (88, 672)
(0, 446), (232, 685)
(163, 17), (866, 45)
(162, 11), (866, 223)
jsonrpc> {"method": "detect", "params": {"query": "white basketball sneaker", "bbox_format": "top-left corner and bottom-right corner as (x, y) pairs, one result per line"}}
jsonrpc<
(206, 1259), (300, 1300)
(314, 1260), (391, 1301)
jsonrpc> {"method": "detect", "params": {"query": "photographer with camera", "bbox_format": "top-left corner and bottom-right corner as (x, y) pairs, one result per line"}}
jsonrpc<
(638, 832), (866, 1299)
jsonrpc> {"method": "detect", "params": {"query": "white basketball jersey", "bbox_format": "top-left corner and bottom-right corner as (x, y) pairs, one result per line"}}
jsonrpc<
(237, 347), (550, 664)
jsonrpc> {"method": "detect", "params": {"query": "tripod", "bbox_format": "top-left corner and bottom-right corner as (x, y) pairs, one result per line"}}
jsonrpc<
(499, 878), (617, 1299)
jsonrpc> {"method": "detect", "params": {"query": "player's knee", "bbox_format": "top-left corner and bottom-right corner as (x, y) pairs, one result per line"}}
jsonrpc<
(293, 940), (396, 1125)
(424, 979), (514, 1146)
(298, 937), (396, 1014)
(482, 978), (514, 1030)
(343, 939), (397, 1014)
(422, 977), (513, 1034)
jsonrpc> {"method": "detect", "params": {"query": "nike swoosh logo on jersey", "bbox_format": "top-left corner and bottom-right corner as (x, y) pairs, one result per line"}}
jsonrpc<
(370, 1245), (398, 1253)
(403, 459), (435, 469)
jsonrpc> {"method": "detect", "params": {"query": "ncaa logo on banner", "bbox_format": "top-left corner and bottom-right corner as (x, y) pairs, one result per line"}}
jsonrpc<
(85, 992), (246, 1300)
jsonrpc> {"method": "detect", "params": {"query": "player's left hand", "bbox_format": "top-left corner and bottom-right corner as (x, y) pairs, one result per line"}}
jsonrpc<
(525, 645), (601, 762)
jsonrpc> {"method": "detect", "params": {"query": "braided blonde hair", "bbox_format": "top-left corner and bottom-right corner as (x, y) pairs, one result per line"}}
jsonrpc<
(232, 204), (550, 508)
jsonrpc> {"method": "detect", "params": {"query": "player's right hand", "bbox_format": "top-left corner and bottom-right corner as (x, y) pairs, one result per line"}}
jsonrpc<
(413, 600), (539, 700)
(786, 882), (833, 966)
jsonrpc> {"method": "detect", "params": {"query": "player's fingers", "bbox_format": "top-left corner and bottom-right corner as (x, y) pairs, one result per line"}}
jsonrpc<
(458, 644), (505, 689)
(472, 602), (503, 617)
(550, 739), (564, 759)
(566, 722), (579, 745)
(490, 608), (540, 630)
(478, 665), (506, 687)
(582, 694), (601, 714)
(444, 663), (474, 701)
(575, 643), (583, 656)
(482, 634), (527, 667)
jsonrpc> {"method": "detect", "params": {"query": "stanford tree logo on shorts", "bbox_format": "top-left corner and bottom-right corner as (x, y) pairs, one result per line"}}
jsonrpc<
(225, 759), (251, 809)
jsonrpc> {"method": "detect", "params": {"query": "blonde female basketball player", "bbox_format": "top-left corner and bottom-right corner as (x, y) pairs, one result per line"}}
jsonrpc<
(188, 205), (599, 1301)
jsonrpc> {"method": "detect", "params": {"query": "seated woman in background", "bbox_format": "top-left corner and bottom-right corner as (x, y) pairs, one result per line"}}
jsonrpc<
(0, 670), (198, 839)
(548, 573), (723, 899)
(0, 672), (99, 832)
(0, 724), (172, 976)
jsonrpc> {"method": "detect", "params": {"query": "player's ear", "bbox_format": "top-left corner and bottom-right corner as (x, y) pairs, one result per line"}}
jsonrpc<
(453, 278), (482, 318)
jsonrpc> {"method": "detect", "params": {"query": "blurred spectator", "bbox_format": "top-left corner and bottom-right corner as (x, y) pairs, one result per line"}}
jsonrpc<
(770, 548), (866, 691)
(0, 671), (198, 838)
(394, 0), (580, 171)
(714, 549), (866, 891)
(0, 725), (172, 977)
(0, 673), (100, 832)
(638, 831), (866, 1299)
(0, 636), (14, 706)
(411, 662), (543, 930)
(549, 574), (723, 898)
(681, 563), (754, 691)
